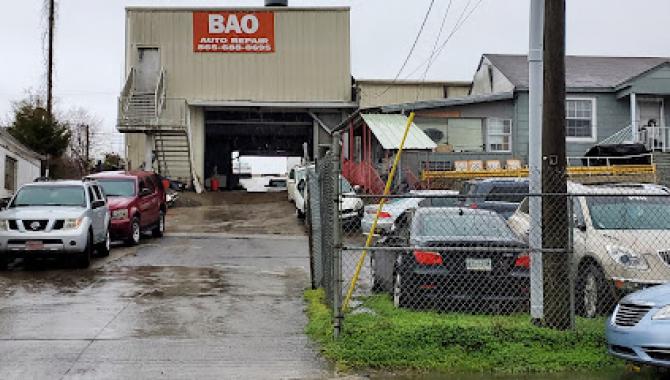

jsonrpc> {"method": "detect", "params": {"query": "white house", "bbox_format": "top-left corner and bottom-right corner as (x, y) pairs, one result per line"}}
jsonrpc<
(0, 129), (44, 199)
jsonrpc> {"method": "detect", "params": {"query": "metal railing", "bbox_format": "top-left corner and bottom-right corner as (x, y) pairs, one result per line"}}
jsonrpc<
(117, 97), (188, 132)
(637, 125), (670, 152)
(117, 68), (135, 125)
(155, 68), (166, 118)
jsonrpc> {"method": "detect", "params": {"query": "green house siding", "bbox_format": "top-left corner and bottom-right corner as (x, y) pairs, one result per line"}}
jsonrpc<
(512, 91), (632, 161)
(617, 65), (670, 98)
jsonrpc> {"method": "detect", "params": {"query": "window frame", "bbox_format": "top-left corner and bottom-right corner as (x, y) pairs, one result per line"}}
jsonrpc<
(566, 97), (597, 143)
(486, 118), (512, 152)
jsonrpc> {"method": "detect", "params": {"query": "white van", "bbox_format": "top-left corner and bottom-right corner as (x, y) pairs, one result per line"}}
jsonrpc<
(287, 165), (307, 203)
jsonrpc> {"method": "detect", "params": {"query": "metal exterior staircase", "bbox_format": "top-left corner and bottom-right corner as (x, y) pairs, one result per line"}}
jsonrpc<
(117, 68), (200, 189)
(155, 133), (192, 182)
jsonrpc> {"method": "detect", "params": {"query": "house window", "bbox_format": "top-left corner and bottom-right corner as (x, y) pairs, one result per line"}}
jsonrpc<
(447, 118), (484, 152)
(487, 118), (512, 152)
(566, 98), (597, 141)
(4, 156), (16, 192)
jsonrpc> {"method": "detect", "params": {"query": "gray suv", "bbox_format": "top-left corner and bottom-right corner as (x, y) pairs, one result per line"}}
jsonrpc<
(0, 180), (111, 268)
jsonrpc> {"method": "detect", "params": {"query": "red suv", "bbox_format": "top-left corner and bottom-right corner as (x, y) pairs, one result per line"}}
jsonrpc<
(86, 171), (166, 245)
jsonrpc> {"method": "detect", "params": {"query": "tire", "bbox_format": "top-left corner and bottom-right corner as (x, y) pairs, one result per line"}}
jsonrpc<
(75, 231), (92, 269)
(0, 257), (9, 271)
(576, 264), (614, 318)
(152, 210), (165, 238)
(126, 217), (141, 246)
(96, 228), (111, 257)
(296, 208), (305, 219)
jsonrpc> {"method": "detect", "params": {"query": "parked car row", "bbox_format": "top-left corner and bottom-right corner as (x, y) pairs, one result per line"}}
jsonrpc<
(0, 171), (167, 269)
(288, 165), (364, 224)
(369, 178), (670, 320)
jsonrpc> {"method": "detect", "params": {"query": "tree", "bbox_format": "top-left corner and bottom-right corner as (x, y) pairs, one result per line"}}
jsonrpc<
(8, 97), (70, 158)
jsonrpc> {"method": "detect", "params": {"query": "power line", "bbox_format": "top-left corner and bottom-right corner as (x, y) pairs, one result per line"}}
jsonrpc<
(403, 0), (485, 81)
(368, 0), (436, 99)
(416, 0), (454, 101)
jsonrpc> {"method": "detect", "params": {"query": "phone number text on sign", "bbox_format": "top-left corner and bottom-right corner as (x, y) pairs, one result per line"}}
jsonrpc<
(193, 11), (275, 53)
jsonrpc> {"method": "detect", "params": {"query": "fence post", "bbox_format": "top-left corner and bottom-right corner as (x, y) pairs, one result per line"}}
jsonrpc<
(331, 132), (343, 338)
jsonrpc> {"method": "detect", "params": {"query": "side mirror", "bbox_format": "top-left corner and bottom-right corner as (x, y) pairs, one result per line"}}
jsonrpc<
(140, 188), (152, 197)
(577, 223), (587, 232)
(91, 200), (105, 209)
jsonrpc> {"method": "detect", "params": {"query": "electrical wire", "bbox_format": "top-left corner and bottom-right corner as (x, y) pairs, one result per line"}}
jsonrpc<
(368, 0), (436, 99)
(416, 0), (454, 101)
(403, 0), (485, 81)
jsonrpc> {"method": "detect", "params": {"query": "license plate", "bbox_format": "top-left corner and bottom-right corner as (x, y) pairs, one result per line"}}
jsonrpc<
(465, 258), (492, 271)
(25, 241), (44, 251)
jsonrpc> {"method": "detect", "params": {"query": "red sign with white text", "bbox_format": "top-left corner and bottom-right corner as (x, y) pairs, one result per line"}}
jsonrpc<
(193, 11), (275, 53)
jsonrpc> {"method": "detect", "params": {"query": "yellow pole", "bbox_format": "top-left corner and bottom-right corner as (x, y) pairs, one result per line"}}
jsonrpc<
(342, 111), (416, 312)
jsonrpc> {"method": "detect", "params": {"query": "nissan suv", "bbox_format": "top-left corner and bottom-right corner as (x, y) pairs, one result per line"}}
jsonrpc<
(86, 171), (166, 245)
(0, 180), (111, 268)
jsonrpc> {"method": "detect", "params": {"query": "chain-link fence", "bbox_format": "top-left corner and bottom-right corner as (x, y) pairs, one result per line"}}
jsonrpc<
(306, 133), (670, 338)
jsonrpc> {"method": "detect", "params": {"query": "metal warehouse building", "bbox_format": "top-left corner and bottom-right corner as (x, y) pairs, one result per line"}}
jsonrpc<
(118, 2), (356, 189)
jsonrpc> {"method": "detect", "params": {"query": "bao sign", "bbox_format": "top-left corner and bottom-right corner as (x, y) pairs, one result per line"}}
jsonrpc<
(193, 11), (275, 53)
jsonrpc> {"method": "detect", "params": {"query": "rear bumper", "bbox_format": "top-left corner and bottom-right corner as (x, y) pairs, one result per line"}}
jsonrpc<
(607, 315), (670, 368)
(405, 268), (529, 306)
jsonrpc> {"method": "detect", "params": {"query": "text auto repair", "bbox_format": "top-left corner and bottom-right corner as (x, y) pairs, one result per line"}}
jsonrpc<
(193, 11), (275, 52)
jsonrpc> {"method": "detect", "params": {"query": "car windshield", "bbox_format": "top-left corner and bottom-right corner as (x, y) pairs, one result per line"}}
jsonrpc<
(586, 195), (670, 230)
(340, 177), (354, 193)
(96, 179), (136, 197)
(411, 211), (516, 240)
(12, 186), (86, 207)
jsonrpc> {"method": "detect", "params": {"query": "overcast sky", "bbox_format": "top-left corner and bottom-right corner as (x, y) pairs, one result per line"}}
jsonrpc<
(2, 0), (670, 153)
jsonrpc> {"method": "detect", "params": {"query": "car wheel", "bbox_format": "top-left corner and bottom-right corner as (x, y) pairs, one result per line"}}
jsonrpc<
(0, 257), (9, 271)
(126, 217), (141, 246)
(296, 208), (305, 219)
(96, 228), (111, 257)
(152, 211), (165, 238)
(576, 264), (613, 318)
(75, 231), (92, 269)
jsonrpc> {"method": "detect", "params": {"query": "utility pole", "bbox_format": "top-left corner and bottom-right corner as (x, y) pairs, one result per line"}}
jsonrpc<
(542, 0), (572, 330)
(528, 0), (544, 322)
(47, 0), (55, 119)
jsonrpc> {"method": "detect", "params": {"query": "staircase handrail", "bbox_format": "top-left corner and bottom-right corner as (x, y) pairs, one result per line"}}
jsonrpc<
(155, 68), (166, 118)
(118, 68), (135, 122)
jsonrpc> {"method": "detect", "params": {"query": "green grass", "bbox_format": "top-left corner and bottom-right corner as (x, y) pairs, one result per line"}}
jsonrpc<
(304, 289), (623, 374)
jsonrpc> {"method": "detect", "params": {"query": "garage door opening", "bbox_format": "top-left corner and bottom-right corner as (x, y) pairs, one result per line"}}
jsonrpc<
(205, 109), (314, 190)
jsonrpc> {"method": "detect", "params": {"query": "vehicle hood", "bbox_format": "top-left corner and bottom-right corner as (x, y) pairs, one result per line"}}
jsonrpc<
(621, 282), (670, 306)
(0, 206), (86, 220)
(595, 230), (670, 253)
(107, 197), (134, 210)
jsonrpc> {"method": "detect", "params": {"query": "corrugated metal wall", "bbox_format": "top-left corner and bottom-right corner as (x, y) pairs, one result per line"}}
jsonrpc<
(126, 8), (351, 102)
(357, 82), (445, 109)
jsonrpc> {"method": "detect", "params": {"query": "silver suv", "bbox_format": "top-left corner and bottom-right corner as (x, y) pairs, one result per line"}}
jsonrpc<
(0, 180), (111, 268)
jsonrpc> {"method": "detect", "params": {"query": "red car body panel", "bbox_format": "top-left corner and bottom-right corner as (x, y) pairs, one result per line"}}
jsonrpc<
(86, 171), (166, 240)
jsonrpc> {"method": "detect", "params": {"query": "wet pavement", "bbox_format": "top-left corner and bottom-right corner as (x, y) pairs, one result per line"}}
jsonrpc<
(0, 192), (328, 379)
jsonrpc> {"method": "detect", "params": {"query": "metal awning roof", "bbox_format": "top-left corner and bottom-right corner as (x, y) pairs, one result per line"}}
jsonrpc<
(361, 114), (436, 150)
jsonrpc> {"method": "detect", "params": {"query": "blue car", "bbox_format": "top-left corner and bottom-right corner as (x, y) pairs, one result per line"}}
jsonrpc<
(606, 283), (670, 367)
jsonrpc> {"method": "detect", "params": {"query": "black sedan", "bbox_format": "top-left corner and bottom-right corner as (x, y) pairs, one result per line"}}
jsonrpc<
(390, 207), (529, 312)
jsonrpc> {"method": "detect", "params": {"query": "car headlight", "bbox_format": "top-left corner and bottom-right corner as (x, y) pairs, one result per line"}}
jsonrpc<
(0, 219), (9, 231)
(111, 209), (129, 220)
(63, 218), (83, 230)
(653, 305), (670, 320)
(606, 245), (649, 270)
